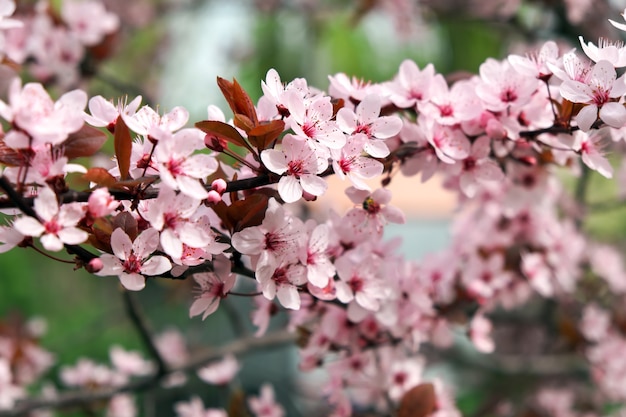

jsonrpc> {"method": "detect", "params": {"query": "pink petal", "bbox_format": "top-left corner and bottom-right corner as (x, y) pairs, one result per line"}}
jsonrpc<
(277, 176), (303, 203)
(599, 102), (626, 128)
(276, 285), (300, 310)
(371, 116), (403, 139)
(261, 149), (288, 174)
(576, 105), (598, 131)
(336, 108), (358, 134)
(57, 227), (88, 245)
(357, 94), (381, 125)
(13, 217), (45, 237)
(119, 273), (146, 291)
(364, 140), (390, 158)
(133, 228), (160, 258)
(34, 187), (59, 221)
(111, 228), (133, 260)
(40, 233), (64, 252)
(142, 255), (172, 276)
(300, 175), (327, 197)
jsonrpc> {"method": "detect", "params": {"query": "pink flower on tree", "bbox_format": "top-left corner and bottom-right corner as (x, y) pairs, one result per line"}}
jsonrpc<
(61, 0), (119, 46)
(189, 256), (236, 320)
(475, 58), (538, 112)
(122, 104), (189, 136)
(336, 94), (403, 158)
(231, 198), (305, 278)
(197, 354), (240, 385)
(344, 187), (405, 238)
(386, 60), (436, 108)
(261, 134), (328, 203)
(248, 384), (285, 417)
(560, 60), (626, 131)
(152, 128), (219, 199)
(96, 228), (171, 291)
(449, 136), (504, 197)
(287, 93), (346, 149)
(299, 222), (335, 289)
(13, 186), (87, 252)
(330, 134), (384, 190)
(570, 130), (613, 178)
(84, 95), (142, 132)
(579, 36), (626, 68)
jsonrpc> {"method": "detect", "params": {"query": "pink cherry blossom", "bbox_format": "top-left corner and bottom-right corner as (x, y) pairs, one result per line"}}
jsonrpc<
(475, 58), (538, 112)
(330, 133), (384, 190)
(0, 223), (24, 253)
(0, 358), (24, 410)
(386, 60), (435, 108)
(13, 186), (87, 252)
(84, 95), (142, 132)
(96, 228), (171, 291)
(508, 41), (559, 79)
(197, 354), (240, 385)
(343, 187), (405, 238)
(152, 128), (219, 199)
(61, 0), (119, 46)
(579, 36), (626, 68)
(336, 94), (403, 158)
(142, 186), (213, 259)
(261, 134), (328, 203)
(450, 136), (504, 197)
(560, 60), (626, 131)
(248, 384), (285, 417)
(175, 396), (227, 417)
(87, 188), (119, 219)
(287, 93), (346, 149)
(419, 76), (483, 125)
(0, 78), (87, 147)
(122, 104), (189, 136)
(231, 198), (305, 277)
(570, 130), (613, 178)
(109, 346), (153, 376)
(257, 260), (307, 310)
(189, 256), (236, 320)
(299, 222), (335, 288)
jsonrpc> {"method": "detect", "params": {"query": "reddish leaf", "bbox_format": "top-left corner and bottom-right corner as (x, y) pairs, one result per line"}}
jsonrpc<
(233, 114), (255, 135)
(248, 120), (285, 150)
(216, 77), (258, 126)
(212, 193), (268, 234)
(83, 167), (117, 188)
(64, 124), (108, 159)
(398, 383), (437, 417)
(114, 116), (133, 180)
(112, 211), (138, 241)
(195, 120), (254, 154)
(233, 79), (258, 125)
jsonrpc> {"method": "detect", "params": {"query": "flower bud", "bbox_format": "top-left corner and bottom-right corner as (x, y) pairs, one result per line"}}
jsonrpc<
(86, 258), (104, 273)
(211, 178), (227, 194)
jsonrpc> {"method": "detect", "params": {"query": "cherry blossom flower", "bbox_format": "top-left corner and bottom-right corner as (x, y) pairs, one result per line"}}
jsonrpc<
(287, 93), (346, 149)
(142, 186), (213, 259)
(122, 104), (189, 136)
(0, 78), (87, 147)
(231, 198), (305, 278)
(84, 95), (142, 132)
(579, 36), (626, 68)
(261, 134), (328, 203)
(261, 68), (309, 115)
(386, 357), (424, 401)
(152, 128), (219, 199)
(328, 73), (379, 102)
(336, 94), (403, 158)
(109, 346), (154, 376)
(469, 313), (495, 353)
(61, 0), (119, 46)
(570, 130), (613, 178)
(330, 134), (383, 190)
(175, 396), (227, 417)
(13, 187), (87, 252)
(449, 136), (504, 197)
(197, 354), (240, 385)
(106, 394), (137, 417)
(61, 358), (126, 388)
(508, 41), (559, 79)
(0, 358), (24, 410)
(418, 77), (483, 125)
(0, 223), (24, 253)
(299, 222), (335, 288)
(96, 228), (171, 291)
(87, 188), (119, 219)
(421, 119), (470, 164)
(386, 60), (436, 108)
(257, 260), (307, 310)
(475, 58), (538, 112)
(344, 187), (405, 238)
(189, 256), (236, 320)
(560, 60), (626, 131)
(248, 384), (285, 417)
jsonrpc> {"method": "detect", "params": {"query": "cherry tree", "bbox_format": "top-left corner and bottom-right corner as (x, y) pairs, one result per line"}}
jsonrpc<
(2, 1), (626, 416)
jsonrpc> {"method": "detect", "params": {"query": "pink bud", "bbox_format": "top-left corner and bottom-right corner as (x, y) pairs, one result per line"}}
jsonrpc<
(86, 258), (104, 273)
(207, 190), (222, 204)
(211, 178), (227, 194)
(204, 134), (227, 152)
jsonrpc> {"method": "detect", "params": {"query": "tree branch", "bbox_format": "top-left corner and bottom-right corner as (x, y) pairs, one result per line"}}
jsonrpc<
(1, 329), (297, 416)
